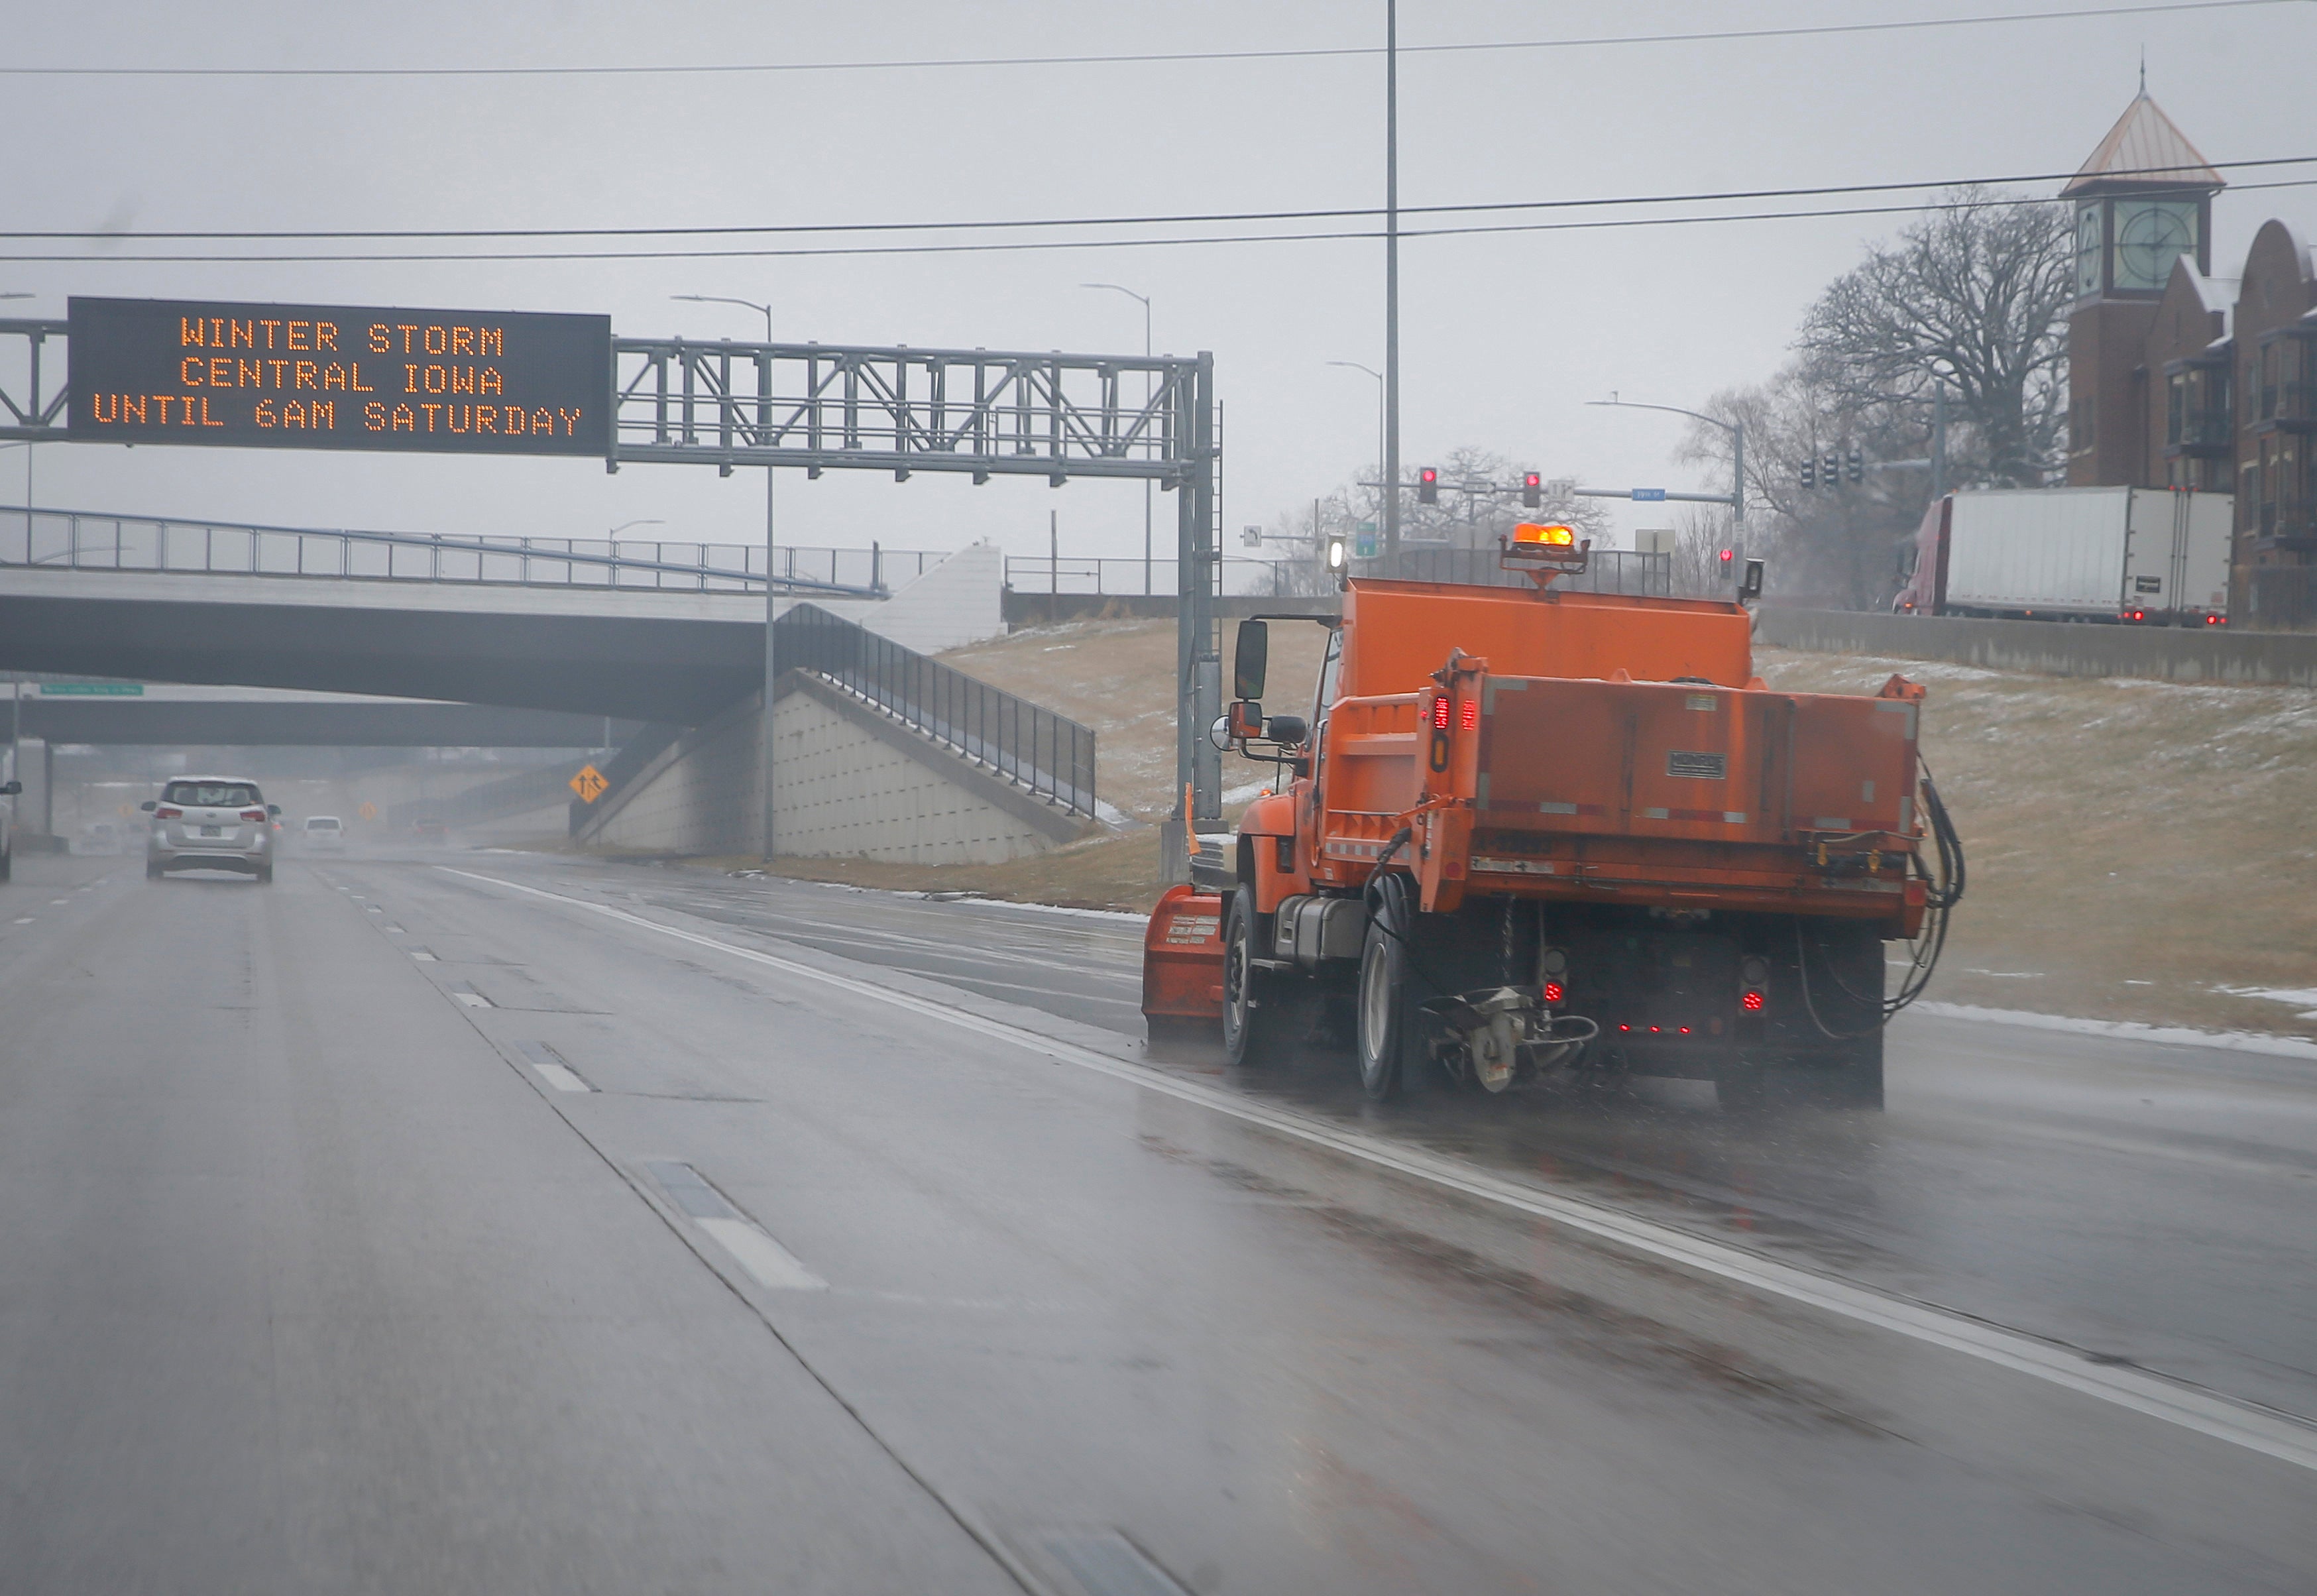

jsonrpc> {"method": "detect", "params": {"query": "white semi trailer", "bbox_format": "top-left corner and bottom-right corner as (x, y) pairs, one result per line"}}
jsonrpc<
(1893, 486), (2232, 626)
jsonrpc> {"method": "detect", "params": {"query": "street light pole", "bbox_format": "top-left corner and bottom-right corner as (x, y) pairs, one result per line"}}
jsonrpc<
(1327, 361), (1385, 547)
(673, 294), (777, 860)
(2, 298), (34, 514)
(1383, 0), (1402, 572)
(1586, 397), (1746, 535)
(1082, 283), (1154, 595)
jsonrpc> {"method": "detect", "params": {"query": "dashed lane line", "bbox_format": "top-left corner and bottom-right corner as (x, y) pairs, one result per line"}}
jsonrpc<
(436, 866), (2317, 1477)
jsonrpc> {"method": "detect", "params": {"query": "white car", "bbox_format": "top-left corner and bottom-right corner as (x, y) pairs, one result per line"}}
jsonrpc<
(143, 776), (279, 883)
(302, 815), (345, 850)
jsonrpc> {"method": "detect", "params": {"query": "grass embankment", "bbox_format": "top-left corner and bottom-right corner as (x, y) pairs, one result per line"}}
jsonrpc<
(743, 618), (2316, 1040)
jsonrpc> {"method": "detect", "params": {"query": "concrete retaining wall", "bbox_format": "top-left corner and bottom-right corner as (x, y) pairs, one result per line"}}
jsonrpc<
(1756, 607), (2317, 688)
(577, 673), (1093, 863)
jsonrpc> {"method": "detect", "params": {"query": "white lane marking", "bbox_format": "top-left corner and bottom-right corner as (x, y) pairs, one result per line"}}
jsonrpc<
(453, 988), (492, 1008)
(48, 899), (67, 905)
(533, 1060), (591, 1092)
(436, 867), (2317, 1474)
(364, 905), (382, 914)
(11, 917), (32, 925)
(383, 925), (405, 934)
(696, 1216), (828, 1291)
(410, 950), (437, 962)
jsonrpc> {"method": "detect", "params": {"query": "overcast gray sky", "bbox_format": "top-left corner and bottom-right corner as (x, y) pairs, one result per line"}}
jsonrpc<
(8, 0), (2312, 571)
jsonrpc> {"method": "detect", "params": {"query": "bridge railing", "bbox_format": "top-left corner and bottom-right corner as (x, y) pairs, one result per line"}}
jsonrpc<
(775, 602), (1098, 820)
(0, 506), (943, 598)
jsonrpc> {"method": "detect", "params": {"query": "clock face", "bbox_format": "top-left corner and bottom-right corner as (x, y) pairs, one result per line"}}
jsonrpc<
(2114, 201), (2198, 292)
(2076, 207), (2104, 298)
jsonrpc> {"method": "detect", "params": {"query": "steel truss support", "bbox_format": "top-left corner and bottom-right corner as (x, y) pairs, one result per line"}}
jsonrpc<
(0, 320), (70, 444)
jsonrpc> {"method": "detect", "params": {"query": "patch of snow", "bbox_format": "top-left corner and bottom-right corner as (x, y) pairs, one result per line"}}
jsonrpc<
(1909, 1001), (2317, 1060)
(2218, 986), (2317, 1019)
(1223, 781), (1272, 804)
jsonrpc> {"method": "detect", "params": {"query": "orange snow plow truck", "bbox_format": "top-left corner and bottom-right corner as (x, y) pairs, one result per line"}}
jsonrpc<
(1142, 532), (1963, 1108)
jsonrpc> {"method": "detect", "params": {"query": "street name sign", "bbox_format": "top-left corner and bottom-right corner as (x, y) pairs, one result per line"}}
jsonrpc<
(1631, 488), (1668, 502)
(68, 297), (611, 457)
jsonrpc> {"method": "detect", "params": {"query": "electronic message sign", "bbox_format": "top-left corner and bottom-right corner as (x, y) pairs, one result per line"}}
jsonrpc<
(67, 297), (610, 457)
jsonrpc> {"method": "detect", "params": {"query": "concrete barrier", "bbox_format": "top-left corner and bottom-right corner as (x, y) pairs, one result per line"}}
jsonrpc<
(1755, 607), (2317, 688)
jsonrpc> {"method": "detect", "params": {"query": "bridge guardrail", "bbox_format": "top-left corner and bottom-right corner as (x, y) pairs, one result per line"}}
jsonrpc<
(775, 603), (1098, 820)
(0, 506), (943, 598)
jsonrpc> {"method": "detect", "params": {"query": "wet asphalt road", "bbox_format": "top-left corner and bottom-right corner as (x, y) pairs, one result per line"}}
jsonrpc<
(1, 844), (2311, 1594)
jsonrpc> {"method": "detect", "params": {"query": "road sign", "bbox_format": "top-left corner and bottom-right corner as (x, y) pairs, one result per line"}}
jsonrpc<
(357, 802), (378, 821)
(1355, 524), (1380, 559)
(1630, 488), (1668, 502)
(38, 681), (142, 695)
(68, 297), (611, 457)
(569, 764), (609, 804)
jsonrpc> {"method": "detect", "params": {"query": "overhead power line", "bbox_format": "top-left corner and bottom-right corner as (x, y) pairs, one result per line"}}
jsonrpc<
(9, 178), (2313, 266)
(7, 156), (2312, 245)
(1, 1), (2301, 79)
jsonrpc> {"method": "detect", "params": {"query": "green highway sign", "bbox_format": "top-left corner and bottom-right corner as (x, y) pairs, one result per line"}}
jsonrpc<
(38, 682), (143, 696)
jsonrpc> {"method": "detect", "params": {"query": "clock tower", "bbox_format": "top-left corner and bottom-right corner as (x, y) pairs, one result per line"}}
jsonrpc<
(2063, 92), (2224, 486)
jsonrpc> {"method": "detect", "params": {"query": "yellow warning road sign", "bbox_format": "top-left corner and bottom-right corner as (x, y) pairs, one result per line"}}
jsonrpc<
(357, 801), (378, 821)
(569, 764), (608, 804)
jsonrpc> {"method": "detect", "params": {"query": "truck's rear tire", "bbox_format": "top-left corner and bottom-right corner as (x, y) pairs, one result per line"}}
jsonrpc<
(1355, 878), (1426, 1101)
(1223, 887), (1298, 1066)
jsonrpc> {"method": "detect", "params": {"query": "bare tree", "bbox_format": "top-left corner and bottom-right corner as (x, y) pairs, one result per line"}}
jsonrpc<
(1797, 187), (2073, 486)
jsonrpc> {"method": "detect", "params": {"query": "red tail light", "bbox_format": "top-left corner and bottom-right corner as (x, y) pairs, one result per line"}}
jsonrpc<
(156, 805), (182, 820)
(1542, 981), (1565, 1005)
(1431, 695), (1451, 730)
(1742, 990), (1766, 1011)
(241, 809), (266, 823)
(1460, 699), (1479, 732)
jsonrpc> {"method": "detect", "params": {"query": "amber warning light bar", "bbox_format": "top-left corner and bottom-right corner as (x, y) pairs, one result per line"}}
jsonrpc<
(1501, 522), (1589, 575)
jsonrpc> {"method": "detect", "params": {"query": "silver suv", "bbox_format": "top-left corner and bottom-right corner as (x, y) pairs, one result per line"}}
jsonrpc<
(142, 776), (280, 883)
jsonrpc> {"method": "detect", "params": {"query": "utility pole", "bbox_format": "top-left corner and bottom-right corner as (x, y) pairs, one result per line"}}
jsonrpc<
(672, 294), (778, 860)
(1382, 0), (1402, 573)
(1931, 384), (1949, 500)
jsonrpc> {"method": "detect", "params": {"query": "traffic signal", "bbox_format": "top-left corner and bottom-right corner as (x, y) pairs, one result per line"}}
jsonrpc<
(1799, 457), (1816, 489)
(1822, 453), (1839, 488)
(1719, 548), (1735, 566)
(1846, 448), (1864, 484)
(1522, 471), (1542, 508)
(1417, 467), (1440, 504)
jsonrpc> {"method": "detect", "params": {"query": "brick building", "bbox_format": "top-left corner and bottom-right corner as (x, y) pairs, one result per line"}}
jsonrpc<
(2063, 93), (2317, 622)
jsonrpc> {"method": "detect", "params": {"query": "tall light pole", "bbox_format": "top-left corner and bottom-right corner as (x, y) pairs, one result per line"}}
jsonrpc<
(1383, 0), (1402, 571)
(608, 518), (664, 538)
(673, 294), (779, 860)
(1082, 283), (1154, 595)
(1586, 397), (1747, 537)
(1326, 362), (1385, 532)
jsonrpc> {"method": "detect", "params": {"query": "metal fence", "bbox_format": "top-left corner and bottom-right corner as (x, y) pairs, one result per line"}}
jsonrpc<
(774, 603), (1097, 819)
(0, 506), (942, 598)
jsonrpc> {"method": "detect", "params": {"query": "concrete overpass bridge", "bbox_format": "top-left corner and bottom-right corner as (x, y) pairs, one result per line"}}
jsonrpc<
(0, 505), (1101, 862)
(0, 506), (982, 723)
(14, 682), (637, 749)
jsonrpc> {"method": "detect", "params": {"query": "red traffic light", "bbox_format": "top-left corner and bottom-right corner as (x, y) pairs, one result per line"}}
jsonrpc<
(1719, 548), (1734, 563)
(1521, 471), (1542, 508)
(1418, 466), (1440, 504)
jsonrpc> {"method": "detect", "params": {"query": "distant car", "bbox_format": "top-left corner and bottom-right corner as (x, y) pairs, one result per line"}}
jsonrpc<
(69, 821), (125, 857)
(302, 815), (345, 849)
(412, 817), (447, 844)
(142, 776), (278, 883)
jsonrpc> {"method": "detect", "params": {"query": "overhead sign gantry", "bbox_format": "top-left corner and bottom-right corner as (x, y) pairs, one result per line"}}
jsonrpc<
(0, 300), (1222, 874)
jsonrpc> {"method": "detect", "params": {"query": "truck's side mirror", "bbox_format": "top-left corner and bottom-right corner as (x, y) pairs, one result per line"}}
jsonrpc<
(0, 781), (19, 797)
(1233, 620), (1269, 700)
(140, 799), (157, 812)
(1265, 714), (1310, 747)
(1738, 559), (1766, 602)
